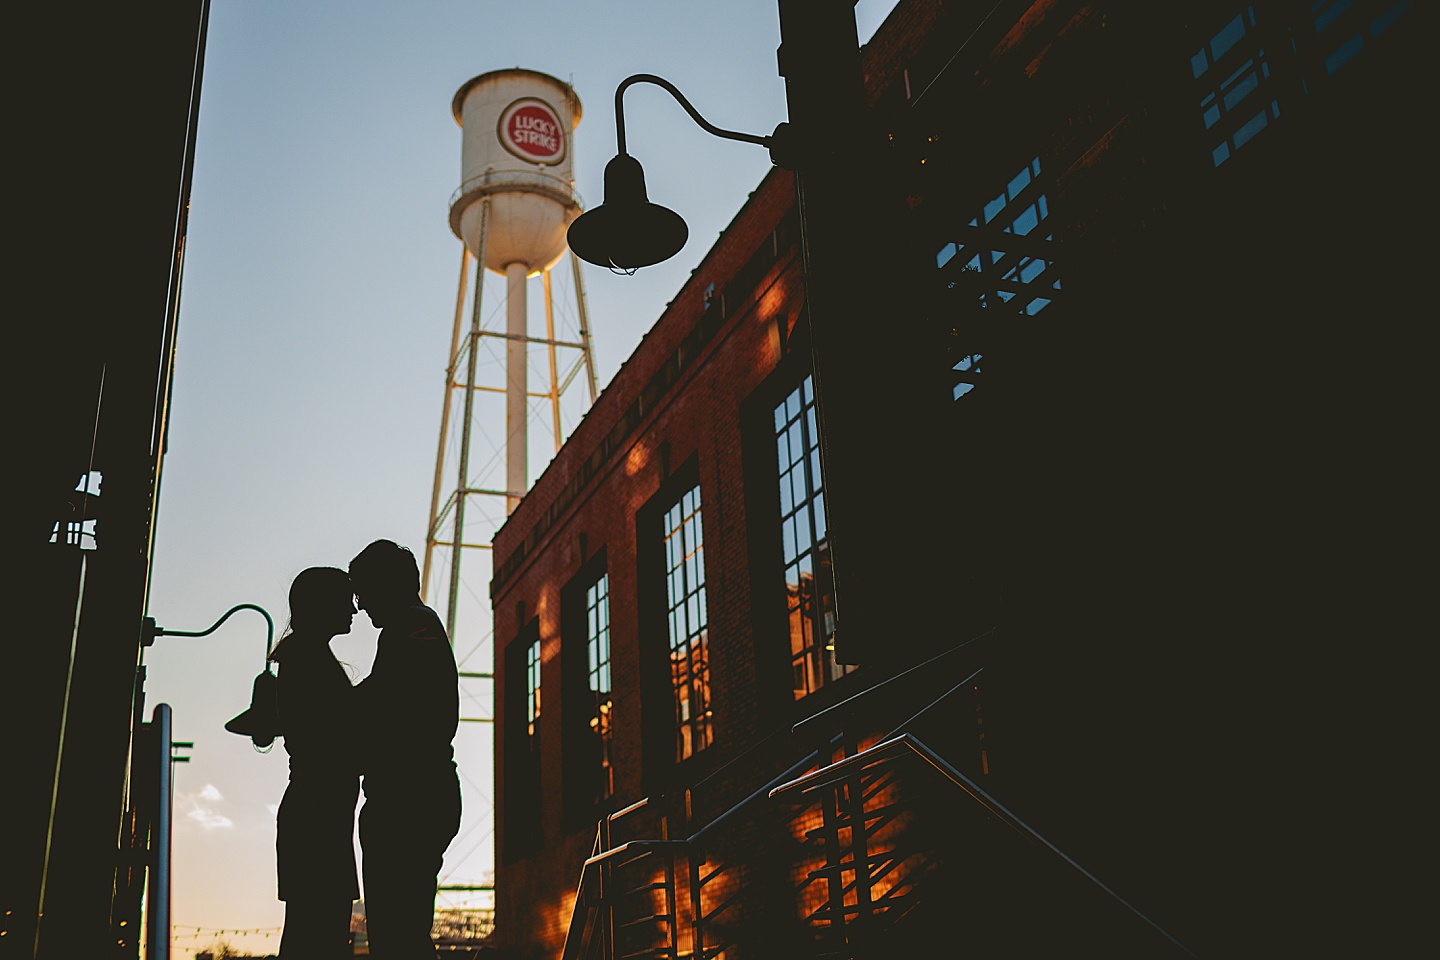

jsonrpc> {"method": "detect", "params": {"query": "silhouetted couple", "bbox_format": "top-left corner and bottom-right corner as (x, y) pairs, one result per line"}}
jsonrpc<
(270, 540), (461, 960)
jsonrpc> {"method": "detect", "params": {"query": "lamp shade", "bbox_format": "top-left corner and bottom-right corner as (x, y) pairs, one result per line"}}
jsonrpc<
(224, 669), (280, 748)
(568, 153), (688, 270)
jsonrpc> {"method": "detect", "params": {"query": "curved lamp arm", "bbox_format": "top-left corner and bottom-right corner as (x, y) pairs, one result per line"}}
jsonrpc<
(150, 603), (276, 669)
(615, 74), (775, 156)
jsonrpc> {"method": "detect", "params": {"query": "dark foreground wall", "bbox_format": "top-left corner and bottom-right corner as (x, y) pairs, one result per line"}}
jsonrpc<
(4, 4), (209, 958)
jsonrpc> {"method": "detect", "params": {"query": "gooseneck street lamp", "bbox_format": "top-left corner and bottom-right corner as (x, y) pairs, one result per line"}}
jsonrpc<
(144, 601), (275, 655)
(566, 74), (796, 271)
(143, 602), (278, 748)
(136, 603), (274, 960)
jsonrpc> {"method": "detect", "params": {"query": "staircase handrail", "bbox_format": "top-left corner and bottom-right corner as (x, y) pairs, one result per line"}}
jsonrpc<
(791, 626), (995, 736)
(688, 731), (843, 844)
(581, 838), (687, 870)
(560, 829), (604, 960)
(768, 732), (1203, 960)
(561, 734), (846, 959)
(600, 795), (649, 851)
(558, 627), (993, 960)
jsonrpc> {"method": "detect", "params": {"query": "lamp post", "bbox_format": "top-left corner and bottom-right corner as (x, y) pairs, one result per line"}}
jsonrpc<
(142, 601), (274, 655)
(132, 603), (271, 960)
(568, 4), (897, 664)
(143, 603), (278, 747)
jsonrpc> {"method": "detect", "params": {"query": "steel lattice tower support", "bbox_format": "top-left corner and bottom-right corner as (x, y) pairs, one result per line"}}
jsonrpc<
(422, 208), (598, 637)
(419, 209), (597, 908)
(419, 68), (593, 905)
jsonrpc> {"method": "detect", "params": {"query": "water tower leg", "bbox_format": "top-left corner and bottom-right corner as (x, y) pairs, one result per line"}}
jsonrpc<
(448, 198), (490, 640)
(505, 261), (528, 515)
(424, 245), (471, 601)
(542, 268), (562, 454)
(570, 250), (599, 403)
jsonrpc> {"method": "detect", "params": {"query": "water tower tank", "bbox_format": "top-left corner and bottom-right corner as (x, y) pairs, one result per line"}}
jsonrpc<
(450, 68), (583, 275)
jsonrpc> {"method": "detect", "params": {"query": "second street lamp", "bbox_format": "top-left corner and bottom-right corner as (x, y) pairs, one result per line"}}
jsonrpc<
(570, 3), (901, 669)
(566, 73), (794, 271)
(143, 602), (279, 749)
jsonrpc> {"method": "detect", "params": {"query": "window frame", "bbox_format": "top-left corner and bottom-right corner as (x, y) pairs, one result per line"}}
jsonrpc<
(771, 372), (850, 699)
(561, 546), (615, 831)
(502, 616), (542, 862)
(635, 456), (715, 784)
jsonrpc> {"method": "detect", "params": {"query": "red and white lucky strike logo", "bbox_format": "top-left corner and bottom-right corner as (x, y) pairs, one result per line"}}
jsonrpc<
(499, 98), (565, 164)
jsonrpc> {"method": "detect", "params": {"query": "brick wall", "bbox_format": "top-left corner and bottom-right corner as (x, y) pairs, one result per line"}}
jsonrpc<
(490, 163), (806, 956)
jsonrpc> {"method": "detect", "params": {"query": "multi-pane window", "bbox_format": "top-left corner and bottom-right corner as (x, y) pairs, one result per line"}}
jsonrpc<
(1191, 6), (1281, 167)
(504, 625), (542, 860)
(775, 375), (847, 698)
(526, 638), (541, 739)
(49, 471), (102, 550)
(1307, 0), (1412, 77)
(663, 486), (712, 761)
(585, 574), (614, 801)
(1190, 1), (1413, 167)
(934, 155), (1060, 400)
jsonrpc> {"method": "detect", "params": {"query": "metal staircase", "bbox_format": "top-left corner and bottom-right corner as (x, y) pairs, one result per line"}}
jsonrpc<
(561, 639), (1202, 960)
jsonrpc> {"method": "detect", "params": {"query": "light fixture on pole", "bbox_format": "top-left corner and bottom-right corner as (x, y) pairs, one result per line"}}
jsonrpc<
(143, 603), (278, 749)
(566, 73), (794, 272)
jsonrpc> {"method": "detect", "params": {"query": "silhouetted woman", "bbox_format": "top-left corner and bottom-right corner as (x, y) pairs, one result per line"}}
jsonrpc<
(270, 566), (361, 959)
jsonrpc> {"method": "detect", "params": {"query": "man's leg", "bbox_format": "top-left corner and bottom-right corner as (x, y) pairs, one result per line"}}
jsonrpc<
(360, 786), (459, 960)
(362, 839), (441, 957)
(279, 898), (353, 960)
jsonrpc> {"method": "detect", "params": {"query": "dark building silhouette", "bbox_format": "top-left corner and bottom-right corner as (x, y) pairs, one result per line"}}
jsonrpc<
(3, 3), (211, 958)
(487, 2), (1427, 958)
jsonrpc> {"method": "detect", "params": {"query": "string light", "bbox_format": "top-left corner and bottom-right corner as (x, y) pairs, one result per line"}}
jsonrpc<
(170, 923), (284, 938)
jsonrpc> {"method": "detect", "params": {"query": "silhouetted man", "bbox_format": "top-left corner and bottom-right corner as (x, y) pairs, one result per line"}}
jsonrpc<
(349, 539), (460, 959)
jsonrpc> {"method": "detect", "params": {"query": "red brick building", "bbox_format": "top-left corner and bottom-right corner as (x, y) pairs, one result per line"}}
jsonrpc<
(488, 2), (1427, 958)
(490, 157), (815, 951)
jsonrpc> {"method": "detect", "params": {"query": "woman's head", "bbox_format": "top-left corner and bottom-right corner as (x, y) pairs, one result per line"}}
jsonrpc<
(287, 566), (356, 637)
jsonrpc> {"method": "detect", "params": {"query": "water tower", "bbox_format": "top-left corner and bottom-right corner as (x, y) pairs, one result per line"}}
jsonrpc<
(425, 68), (598, 632)
(422, 69), (598, 907)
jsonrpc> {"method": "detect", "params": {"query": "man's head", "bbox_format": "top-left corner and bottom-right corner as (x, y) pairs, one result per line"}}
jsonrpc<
(349, 539), (422, 627)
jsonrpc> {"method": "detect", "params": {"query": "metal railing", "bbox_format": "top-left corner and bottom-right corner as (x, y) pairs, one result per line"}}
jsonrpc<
(559, 630), (996, 960)
(768, 733), (1203, 959)
(555, 619), (1204, 959)
(448, 168), (583, 213)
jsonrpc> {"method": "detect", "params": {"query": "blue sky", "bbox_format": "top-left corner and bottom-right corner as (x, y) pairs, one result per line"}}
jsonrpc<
(142, 1), (898, 953)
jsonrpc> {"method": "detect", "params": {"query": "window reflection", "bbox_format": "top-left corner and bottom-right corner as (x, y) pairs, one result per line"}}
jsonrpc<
(586, 574), (613, 801)
(663, 486), (712, 760)
(933, 155), (1058, 401)
(775, 375), (850, 698)
(526, 638), (541, 739)
(1311, 0), (1413, 76)
(1192, 6), (1280, 167)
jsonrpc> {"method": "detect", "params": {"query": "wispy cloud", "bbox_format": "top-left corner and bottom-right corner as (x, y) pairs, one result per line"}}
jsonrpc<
(181, 783), (235, 830)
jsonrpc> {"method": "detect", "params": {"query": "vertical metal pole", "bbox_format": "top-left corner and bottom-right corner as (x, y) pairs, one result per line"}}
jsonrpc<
(542, 267), (563, 453)
(35, 553), (88, 959)
(846, 770), (872, 929)
(505, 261), (529, 515)
(146, 703), (172, 960)
(448, 198), (489, 642)
(569, 250), (599, 403)
(665, 849), (680, 960)
(424, 245), (471, 601)
(599, 821), (614, 960)
(690, 850), (704, 960)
